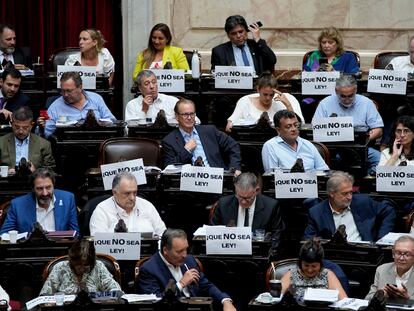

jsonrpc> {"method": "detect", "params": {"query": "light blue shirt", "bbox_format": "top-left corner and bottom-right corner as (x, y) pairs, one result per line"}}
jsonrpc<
(44, 91), (116, 137)
(232, 43), (254, 69)
(312, 94), (384, 130)
(179, 127), (210, 166)
(15, 136), (30, 166)
(261, 136), (329, 173)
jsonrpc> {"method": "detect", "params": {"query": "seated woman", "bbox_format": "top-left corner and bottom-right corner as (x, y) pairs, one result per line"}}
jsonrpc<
(303, 26), (359, 74)
(281, 239), (347, 301)
(132, 23), (189, 81)
(65, 28), (115, 87)
(225, 73), (304, 132)
(40, 239), (122, 295)
(379, 115), (414, 166)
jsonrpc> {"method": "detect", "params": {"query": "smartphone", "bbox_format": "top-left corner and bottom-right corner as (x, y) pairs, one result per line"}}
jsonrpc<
(249, 21), (263, 28)
(397, 144), (401, 149)
(39, 110), (50, 120)
(319, 57), (328, 64)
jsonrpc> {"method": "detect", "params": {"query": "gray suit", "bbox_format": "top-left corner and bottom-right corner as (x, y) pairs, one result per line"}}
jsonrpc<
(365, 262), (414, 299)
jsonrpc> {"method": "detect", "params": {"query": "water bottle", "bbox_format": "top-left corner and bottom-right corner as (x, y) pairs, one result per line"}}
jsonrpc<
(191, 50), (200, 79)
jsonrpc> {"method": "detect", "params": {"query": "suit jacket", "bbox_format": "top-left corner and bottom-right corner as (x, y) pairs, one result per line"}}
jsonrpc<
(365, 262), (414, 300)
(137, 252), (230, 302)
(304, 194), (395, 242)
(211, 194), (285, 250)
(0, 189), (80, 234)
(211, 39), (276, 75)
(12, 47), (32, 68)
(0, 92), (30, 124)
(0, 133), (56, 170)
(161, 125), (241, 170)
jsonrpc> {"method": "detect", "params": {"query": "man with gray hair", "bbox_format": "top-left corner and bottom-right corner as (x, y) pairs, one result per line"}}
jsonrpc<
(312, 74), (383, 175)
(89, 172), (166, 236)
(211, 172), (284, 251)
(366, 235), (414, 300)
(304, 171), (395, 242)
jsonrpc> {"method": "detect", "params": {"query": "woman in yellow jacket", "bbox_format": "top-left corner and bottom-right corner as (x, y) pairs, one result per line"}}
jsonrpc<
(132, 23), (189, 81)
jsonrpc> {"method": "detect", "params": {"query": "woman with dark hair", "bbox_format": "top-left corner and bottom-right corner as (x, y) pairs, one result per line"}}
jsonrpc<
(40, 239), (122, 295)
(280, 239), (347, 301)
(132, 23), (189, 81)
(379, 115), (414, 166)
(303, 26), (359, 74)
(225, 73), (304, 132)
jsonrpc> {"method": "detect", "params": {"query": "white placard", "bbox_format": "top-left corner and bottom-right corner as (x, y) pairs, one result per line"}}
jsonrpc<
(100, 159), (146, 191)
(274, 171), (318, 198)
(57, 65), (97, 89)
(367, 69), (407, 95)
(301, 71), (340, 95)
(312, 117), (354, 142)
(180, 165), (224, 194)
(376, 166), (414, 192)
(214, 66), (254, 89)
(151, 69), (185, 93)
(94, 232), (141, 260)
(205, 226), (252, 255)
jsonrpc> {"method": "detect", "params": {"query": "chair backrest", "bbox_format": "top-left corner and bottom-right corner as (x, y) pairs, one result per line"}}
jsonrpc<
(266, 258), (297, 290)
(98, 137), (162, 167)
(183, 50), (193, 69)
(78, 194), (112, 237)
(374, 51), (409, 69)
(48, 47), (80, 72)
(302, 50), (361, 68)
(43, 253), (122, 284)
(311, 141), (331, 167)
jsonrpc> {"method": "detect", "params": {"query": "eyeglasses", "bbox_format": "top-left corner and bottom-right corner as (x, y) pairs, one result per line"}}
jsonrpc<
(338, 191), (353, 197)
(338, 93), (355, 99)
(393, 251), (414, 258)
(395, 128), (413, 135)
(61, 88), (77, 95)
(177, 112), (196, 119)
(235, 194), (256, 203)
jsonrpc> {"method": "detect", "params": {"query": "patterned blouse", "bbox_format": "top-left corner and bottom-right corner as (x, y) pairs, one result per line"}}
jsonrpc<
(290, 267), (329, 301)
(40, 260), (122, 295)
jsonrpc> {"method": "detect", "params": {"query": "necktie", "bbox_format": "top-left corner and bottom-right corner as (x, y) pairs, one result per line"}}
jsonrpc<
(244, 208), (249, 227)
(0, 97), (5, 110)
(1, 57), (7, 69)
(238, 45), (250, 66)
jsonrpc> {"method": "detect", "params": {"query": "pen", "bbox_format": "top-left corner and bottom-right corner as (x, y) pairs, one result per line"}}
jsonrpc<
(184, 264), (190, 271)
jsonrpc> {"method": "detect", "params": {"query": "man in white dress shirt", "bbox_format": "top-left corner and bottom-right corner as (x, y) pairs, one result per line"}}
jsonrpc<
(387, 36), (414, 73)
(89, 172), (166, 236)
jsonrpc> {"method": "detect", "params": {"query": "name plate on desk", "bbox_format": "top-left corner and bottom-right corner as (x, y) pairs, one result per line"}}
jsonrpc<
(94, 232), (141, 260)
(367, 69), (407, 95)
(274, 171), (318, 198)
(151, 69), (185, 93)
(214, 66), (254, 89)
(376, 166), (414, 192)
(180, 165), (224, 194)
(101, 159), (146, 190)
(301, 71), (339, 95)
(57, 65), (97, 89)
(205, 226), (252, 255)
(312, 117), (354, 142)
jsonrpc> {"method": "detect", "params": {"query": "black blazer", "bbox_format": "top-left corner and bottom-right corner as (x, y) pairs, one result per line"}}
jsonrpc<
(211, 193), (285, 250)
(0, 92), (30, 124)
(13, 47), (32, 68)
(211, 39), (277, 75)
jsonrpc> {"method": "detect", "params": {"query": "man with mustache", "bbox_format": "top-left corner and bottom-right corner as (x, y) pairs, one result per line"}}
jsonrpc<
(0, 168), (79, 234)
(0, 24), (32, 69)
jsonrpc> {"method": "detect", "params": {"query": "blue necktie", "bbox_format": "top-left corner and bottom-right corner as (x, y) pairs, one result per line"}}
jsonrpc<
(238, 45), (250, 66)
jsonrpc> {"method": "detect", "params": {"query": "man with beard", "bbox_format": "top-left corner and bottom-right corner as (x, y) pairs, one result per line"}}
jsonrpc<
(0, 168), (79, 234)
(304, 171), (395, 242)
(0, 24), (32, 69)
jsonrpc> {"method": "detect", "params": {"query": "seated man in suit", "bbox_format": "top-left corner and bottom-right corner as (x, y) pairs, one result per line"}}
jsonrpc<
(211, 172), (284, 252)
(0, 67), (30, 124)
(0, 106), (55, 174)
(262, 109), (329, 173)
(0, 23), (32, 69)
(366, 235), (414, 300)
(161, 98), (241, 174)
(304, 171), (395, 242)
(0, 168), (79, 234)
(137, 228), (236, 311)
(211, 15), (276, 75)
(37, 71), (116, 137)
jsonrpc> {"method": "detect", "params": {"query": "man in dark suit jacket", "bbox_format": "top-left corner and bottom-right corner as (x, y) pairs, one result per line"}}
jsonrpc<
(137, 228), (236, 311)
(0, 106), (55, 173)
(0, 24), (32, 69)
(211, 15), (276, 75)
(304, 171), (395, 242)
(0, 68), (30, 124)
(161, 98), (241, 173)
(211, 172), (285, 251)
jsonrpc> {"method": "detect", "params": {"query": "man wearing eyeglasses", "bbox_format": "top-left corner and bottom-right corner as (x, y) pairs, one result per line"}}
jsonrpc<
(366, 235), (414, 300)
(312, 74), (383, 175)
(37, 71), (116, 137)
(0, 106), (55, 175)
(304, 171), (395, 242)
(211, 172), (284, 252)
(161, 98), (241, 174)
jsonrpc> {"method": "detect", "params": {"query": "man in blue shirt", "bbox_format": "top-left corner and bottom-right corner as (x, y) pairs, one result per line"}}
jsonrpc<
(37, 71), (116, 137)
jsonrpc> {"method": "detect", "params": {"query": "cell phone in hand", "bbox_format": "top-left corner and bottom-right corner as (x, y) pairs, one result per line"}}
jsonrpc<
(39, 110), (50, 120)
(319, 57), (328, 64)
(249, 21), (263, 28)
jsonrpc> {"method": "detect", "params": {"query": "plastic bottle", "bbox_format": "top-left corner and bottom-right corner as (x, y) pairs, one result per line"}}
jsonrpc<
(191, 50), (200, 79)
